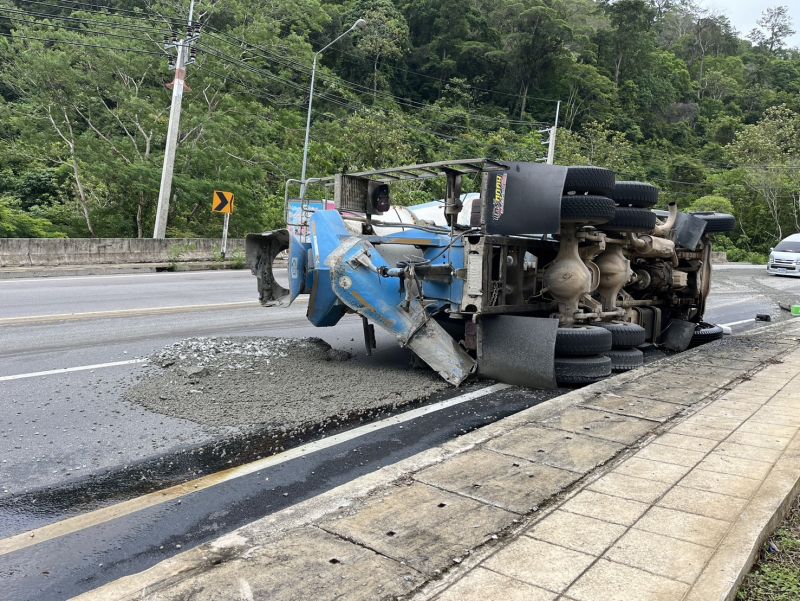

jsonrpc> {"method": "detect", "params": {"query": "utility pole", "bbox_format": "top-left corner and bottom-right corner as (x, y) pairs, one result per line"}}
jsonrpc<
(153, 0), (200, 239)
(546, 100), (561, 165)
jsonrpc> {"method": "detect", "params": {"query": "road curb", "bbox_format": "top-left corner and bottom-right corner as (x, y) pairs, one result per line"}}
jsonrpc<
(686, 421), (800, 601)
(0, 261), (250, 279)
(74, 320), (800, 600)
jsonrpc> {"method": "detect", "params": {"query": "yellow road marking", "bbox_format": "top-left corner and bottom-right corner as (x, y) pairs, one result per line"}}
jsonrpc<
(0, 461), (257, 557)
(0, 383), (507, 557)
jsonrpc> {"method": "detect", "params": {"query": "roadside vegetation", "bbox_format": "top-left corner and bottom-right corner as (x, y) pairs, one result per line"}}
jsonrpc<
(738, 495), (800, 600)
(0, 0), (798, 260)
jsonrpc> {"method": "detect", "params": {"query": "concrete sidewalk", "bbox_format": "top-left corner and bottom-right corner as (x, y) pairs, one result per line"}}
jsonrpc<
(424, 344), (800, 601)
(78, 321), (800, 601)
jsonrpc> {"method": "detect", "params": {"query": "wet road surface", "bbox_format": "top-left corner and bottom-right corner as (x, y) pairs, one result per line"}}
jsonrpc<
(0, 385), (556, 600)
(0, 265), (799, 599)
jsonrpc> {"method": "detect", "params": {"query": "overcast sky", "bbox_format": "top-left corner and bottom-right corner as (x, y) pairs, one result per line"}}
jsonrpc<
(696, 0), (800, 48)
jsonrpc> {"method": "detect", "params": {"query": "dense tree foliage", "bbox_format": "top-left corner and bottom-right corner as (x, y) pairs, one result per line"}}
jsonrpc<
(0, 0), (797, 259)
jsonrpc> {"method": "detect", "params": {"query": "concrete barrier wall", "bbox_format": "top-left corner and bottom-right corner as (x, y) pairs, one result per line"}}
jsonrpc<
(0, 238), (729, 268)
(0, 238), (245, 267)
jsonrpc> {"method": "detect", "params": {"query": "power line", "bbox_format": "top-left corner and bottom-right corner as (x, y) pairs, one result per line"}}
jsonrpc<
(0, 30), (166, 55)
(8, 2), (557, 128)
(192, 59), (305, 109)
(0, 5), (175, 35)
(0, 11), (170, 46)
(49, 0), (560, 106)
(198, 25), (552, 129)
(197, 40), (546, 137)
(192, 61), (459, 173)
(320, 44), (564, 104)
(196, 43), (311, 93)
(193, 47), (464, 144)
(26, 0), (185, 26)
(0, 8), (537, 163)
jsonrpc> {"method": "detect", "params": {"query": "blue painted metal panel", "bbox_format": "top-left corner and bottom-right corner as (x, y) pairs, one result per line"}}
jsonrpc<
(288, 233), (311, 303)
(305, 211), (352, 327)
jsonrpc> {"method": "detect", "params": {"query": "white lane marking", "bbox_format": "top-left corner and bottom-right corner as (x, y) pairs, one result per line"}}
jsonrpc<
(0, 382), (510, 555)
(705, 297), (764, 310)
(719, 318), (758, 328)
(0, 270), (266, 284)
(0, 359), (147, 382)
(712, 263), (762, 270)
(2, 297), (308, 325)
(0, 300), (262, 325)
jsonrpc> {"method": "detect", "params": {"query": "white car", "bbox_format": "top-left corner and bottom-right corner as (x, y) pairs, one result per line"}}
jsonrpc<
(767, 233), (800, 276)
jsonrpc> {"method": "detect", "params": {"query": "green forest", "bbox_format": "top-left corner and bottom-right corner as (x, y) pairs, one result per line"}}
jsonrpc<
(0, 0), (798, 261)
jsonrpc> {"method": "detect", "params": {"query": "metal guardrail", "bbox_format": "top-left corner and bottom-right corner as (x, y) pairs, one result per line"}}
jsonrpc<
(314, 158), (509, 185)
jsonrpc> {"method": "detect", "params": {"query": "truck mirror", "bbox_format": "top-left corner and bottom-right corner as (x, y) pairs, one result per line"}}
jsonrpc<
(368, 182), (390, 214)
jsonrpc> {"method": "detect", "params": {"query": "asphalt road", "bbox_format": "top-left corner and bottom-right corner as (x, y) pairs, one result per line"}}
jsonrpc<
(0, 270), (393, 497)
(1, 265), (798, 497)
(0, 265), (799, 599)
(2, 266), (799, 495)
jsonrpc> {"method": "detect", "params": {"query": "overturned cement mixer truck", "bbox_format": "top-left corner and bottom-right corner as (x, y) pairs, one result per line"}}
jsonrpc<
(246, 159), (736, 388)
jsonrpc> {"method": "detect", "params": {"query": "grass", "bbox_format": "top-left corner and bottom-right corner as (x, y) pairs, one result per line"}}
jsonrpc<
(737, 495), (800, 600)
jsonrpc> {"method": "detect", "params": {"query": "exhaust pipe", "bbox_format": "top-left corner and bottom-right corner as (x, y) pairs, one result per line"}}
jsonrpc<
(653, 202), (678, 237)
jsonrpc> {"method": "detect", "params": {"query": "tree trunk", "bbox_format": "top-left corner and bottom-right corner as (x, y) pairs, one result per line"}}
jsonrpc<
(519, 81), (529, 120)
(792, 192), (800, 234)
(136, 194), (145, 239)
(47, 106), (96, 237)
(373, 56), (380, 102)
(71, 156), (96, 238)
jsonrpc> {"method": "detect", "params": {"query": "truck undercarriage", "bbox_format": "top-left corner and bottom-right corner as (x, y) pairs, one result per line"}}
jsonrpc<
(246, 159), (735, 388)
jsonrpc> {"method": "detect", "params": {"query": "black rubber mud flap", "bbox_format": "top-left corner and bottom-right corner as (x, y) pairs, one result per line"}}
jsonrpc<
(478, 316), (558, 389)
(661, 319), (697, 352)
(484, 163), (566, 236)
(674, 213), (707, 251)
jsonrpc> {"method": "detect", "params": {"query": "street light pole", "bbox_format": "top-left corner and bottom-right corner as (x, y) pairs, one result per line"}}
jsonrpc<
(298, 18), (367, 201)
(546, 100), (561, 165)
(298, 52), (319, 202)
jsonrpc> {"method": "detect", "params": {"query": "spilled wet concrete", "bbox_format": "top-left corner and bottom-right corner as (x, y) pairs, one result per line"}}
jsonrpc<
(126, 336), (449, 431)
(0, 336), (460, 538)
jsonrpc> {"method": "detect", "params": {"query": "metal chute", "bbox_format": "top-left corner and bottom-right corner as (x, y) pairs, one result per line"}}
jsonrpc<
(246, 230), (291, 306)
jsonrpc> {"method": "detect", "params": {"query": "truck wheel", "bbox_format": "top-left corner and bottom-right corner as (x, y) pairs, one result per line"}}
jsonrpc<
(555, 355), (612, 386)
(555, 326), (613, 356)
(564, 166), (615, 196)
(611, 181), (659, 208)
(604, 348), (644, 372)
(690, 322), (724, 346)
(692, 212), (736, 233)
(599, 207), (657, 233)
(560, 195), (615, 224)
(598, 322), (647, 348)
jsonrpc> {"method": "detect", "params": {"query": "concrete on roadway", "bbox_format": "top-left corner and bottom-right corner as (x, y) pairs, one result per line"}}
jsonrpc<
(0, 269), (396, 497)
(0, 264), (797, 494)
(71, 318), (800, 601)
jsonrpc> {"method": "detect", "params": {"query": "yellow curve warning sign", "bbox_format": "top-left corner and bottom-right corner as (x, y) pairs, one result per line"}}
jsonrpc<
(212, 190), (234, 214)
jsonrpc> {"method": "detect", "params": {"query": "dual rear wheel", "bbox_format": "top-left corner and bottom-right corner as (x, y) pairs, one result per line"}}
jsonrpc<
(554, 322), (648, 385)
(552, 167), (727, 385)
